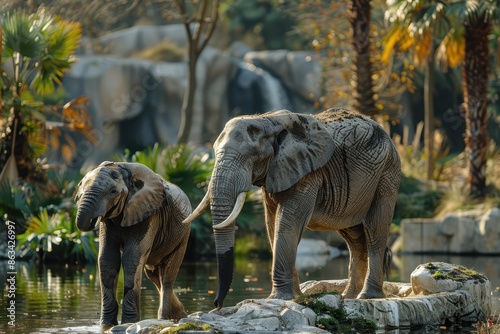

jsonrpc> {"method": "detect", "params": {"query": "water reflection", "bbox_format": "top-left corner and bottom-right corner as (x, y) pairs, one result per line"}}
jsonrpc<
(1, 254), (499, 333)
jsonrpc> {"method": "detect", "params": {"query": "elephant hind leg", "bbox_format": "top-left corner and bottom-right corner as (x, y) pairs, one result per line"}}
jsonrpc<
(155, 236), (188, 320)
(338, 225), (367, 299)
(146, 266), (186, 320)
(145, 267), (161, 291)
(357, 189), (397, 299)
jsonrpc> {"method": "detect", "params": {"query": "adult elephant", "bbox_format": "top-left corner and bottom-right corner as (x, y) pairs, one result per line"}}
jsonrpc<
(75, 161), (191, 325)
(183, 107), (401, 309)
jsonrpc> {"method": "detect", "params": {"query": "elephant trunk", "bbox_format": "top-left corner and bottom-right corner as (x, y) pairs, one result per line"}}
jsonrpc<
(212, 214), (235, 310)
(209, 158), (250, 310)
(75, 190), (102, 231)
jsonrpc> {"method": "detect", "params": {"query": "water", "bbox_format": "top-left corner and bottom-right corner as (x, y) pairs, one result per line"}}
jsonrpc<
(1, 254), (499, 333)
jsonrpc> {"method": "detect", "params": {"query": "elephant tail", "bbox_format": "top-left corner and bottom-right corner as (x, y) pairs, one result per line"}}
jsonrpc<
(383, 247), (392, 280)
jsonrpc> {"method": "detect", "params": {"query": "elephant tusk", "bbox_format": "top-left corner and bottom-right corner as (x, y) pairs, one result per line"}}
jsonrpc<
(182, 191), (210, 224)
(212, 192), (247, 229)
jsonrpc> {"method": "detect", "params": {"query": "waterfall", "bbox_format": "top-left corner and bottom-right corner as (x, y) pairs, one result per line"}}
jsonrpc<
(242, 62), (292, 112)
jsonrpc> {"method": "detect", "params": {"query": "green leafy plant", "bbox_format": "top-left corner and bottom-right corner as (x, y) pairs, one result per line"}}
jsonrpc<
(393, 176), (442, 227)
(0, 180), (33, 229)
(1, 9), (93, 183)
(17, 207), (98, 264)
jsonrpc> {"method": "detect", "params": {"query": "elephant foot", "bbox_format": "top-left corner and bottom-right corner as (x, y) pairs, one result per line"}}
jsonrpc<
(357, 289), (385, 299)
(341, 286), (360, 299)
(159, 309), (187, 321)
(99, 317), (118, 327)
(121, 315), (140, 324)
(268, 288), (295, 300)
(100, 323), (115, 331)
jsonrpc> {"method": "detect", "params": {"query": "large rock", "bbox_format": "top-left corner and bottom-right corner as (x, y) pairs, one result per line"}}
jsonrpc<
(95, 25), (189, 56)
(111, 262), (490, 333)
(398, 209), (500, 254)
(179, 299), (327, 333)
(474, 208), (500, 254)
(244, 50), (322, 113)
(300, 279), (413, 298)
(62, 26), (325, 169)
(342, 291), (485, 329)
(410, 262), (491, 316)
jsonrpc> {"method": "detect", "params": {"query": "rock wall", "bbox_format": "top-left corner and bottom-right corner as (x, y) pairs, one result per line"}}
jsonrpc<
(398, 208), (500, 254)
(61, 25), (322, 170)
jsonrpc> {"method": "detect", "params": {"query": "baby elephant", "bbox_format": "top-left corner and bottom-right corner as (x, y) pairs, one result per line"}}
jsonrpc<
(74, 161), (191, 326)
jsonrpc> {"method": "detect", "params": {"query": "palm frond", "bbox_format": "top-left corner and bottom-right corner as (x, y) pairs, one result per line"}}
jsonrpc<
(408, 2), (448, 36)
(446, 0), (497, 24)
(435, 27), (465, 70)
(1, 10), (40, 59)
(33, 17), (81, 95)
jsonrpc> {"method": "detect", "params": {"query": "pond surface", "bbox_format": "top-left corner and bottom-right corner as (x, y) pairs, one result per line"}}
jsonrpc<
(1, 254), (499, 333)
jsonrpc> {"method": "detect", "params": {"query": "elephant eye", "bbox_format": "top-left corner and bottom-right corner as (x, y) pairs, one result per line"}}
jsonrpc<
(110, 188), (118, 195)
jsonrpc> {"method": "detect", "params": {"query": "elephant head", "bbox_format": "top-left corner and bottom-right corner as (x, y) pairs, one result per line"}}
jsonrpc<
(75, 161), (165, 231)
(183, 110), (336, 309)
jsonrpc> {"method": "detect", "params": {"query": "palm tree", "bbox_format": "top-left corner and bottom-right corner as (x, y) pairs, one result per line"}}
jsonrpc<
(348, 0), (378, 117)
(385, 0), (497, 198)
(384, 1), (448, 181)
(454, 1), (496, 199)
(0, 9), (82, 181)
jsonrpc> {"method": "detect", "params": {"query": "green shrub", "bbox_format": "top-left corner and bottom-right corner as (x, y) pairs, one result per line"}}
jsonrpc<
(17, 207), (98, 264)
(392, 176), (442, 227)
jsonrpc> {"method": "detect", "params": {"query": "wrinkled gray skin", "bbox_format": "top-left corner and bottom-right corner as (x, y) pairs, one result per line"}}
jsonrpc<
(184, 107), (401, 310)
(74, 161), (191, 326)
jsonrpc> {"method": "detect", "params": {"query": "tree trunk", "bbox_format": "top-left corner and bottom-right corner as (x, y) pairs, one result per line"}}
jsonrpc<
(463, 18), (491, 199)
(177, 46), (198, 144)
(0, 107), (28, 181)
(347, 0), (377, 117)
(424, 55), (435, 181)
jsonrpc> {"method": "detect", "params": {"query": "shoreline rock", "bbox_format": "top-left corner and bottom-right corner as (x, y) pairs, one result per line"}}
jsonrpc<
(107, 262), (491, 334)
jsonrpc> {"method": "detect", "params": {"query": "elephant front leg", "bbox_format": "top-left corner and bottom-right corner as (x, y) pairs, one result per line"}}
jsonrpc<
(121, 253), (146, 324)
(98, 234), (121, 326)
(268, 197), (313, 300)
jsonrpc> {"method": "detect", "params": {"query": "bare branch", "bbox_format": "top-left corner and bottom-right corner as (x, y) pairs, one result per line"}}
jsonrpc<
(197, 0), (219, 55)
(176, 0), (193, 43)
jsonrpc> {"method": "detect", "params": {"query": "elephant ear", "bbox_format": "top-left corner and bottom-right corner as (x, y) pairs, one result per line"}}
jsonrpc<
(117, 162), (166, 227)
(265, 111), (335, 193)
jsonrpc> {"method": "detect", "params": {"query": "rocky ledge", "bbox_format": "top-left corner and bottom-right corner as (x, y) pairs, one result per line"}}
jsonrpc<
(108, 262), (491, 333)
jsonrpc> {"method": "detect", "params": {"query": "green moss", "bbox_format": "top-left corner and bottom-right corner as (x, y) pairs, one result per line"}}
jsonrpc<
(424, 263), (485, 282)
(295, 293), (376, 334)
(432, 270), (448, 280)
(424, 263), (438, 270)
(161, 322), (215, 333)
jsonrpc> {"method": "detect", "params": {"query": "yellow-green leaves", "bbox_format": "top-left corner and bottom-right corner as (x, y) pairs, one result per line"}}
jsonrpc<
(1, 9), (81, 96)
